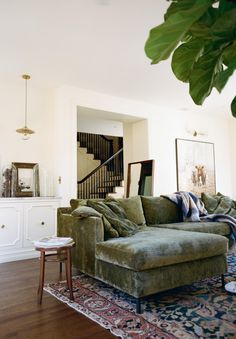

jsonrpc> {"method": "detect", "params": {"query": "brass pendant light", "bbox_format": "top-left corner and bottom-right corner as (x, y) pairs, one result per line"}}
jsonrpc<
(16, 74), (35, 140)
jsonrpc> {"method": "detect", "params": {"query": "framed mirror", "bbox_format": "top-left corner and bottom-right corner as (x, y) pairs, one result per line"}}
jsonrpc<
(11, 162), (40, 197)
(127, 160), (154, 197)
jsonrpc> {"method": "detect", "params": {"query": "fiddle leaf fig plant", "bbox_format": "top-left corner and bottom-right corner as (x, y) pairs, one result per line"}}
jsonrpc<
(145, 0), (236, 117)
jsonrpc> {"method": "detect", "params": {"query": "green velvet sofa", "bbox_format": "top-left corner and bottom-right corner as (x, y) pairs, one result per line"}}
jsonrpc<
(57, 195), (230, 313)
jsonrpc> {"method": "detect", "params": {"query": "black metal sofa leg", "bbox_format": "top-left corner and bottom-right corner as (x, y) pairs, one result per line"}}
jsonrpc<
(136, 298), (142, 314)
(221, 274), (225, 287)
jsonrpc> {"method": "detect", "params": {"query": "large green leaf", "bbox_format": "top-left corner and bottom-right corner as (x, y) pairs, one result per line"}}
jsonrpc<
(189, 50), (222, 105)
(145, 0), (213, 64)
(189, 22), (211, 39)
(144, 0), (236, 118)
(198, 6), (218, 26)
(189, 7), (217, 39)
(231, 96), (236, 118)
(214, 59), (236, 92)
(171, 39), (204, 82)
(223, 42), (236, 66)
(164, 0), (197, 21)
(214, 68), (234, 93)
(218, 0), (236, 15)
(211, 9), (236, 41)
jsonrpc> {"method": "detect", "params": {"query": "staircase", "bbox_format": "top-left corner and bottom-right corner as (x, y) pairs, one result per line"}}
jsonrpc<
(77, 132), (124, 199)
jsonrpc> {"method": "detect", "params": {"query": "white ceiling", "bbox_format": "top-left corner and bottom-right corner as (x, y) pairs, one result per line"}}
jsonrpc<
(0, 0), (235, 115)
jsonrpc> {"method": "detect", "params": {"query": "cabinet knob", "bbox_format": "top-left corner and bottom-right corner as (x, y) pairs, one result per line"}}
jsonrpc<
(1, 224), (5, 229)
(41, 222), (45, 226)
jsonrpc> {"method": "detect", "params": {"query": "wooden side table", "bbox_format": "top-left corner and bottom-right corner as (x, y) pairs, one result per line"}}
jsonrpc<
(35, 242), (75, 304)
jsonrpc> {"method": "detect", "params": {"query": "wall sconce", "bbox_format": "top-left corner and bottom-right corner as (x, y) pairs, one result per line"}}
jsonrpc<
(186, 128), (208, 137)
(16, 74), (35, 140)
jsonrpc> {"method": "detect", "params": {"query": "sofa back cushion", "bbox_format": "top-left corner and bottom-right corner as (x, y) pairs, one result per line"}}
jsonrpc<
(117, 196), (146, 226)
(141, 196), (181, 225)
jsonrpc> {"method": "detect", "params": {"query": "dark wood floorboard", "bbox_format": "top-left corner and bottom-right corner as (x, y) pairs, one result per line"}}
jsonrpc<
(0, 258), (115, 339)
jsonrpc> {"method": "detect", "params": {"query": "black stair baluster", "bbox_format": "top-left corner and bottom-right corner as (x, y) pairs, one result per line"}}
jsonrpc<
(95, 134), (97, 160)
(77, 132), (123, 199)
(93, 174), (95, 198)
(99, 168), (102, 197)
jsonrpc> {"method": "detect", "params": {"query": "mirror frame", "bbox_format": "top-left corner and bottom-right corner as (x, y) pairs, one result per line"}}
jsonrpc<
(11, 162), (40, 197)
(126, 159), (154, 198)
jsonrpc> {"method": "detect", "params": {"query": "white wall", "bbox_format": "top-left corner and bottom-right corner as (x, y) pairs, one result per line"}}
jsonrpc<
(77, 114), (123, 137)
(123, 119), (149, 195)
(148, 109), (234, 197)
(3, 82), (235, 205)
(53, 85), (236, 205)
(123, 119), (149, 164)
(0, 83), (55, 197)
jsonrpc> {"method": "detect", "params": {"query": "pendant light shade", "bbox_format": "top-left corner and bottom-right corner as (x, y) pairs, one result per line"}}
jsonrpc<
(16, 74), (35, 140)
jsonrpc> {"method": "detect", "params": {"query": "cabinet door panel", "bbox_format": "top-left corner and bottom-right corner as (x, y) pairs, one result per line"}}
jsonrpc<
(24, 205), (56, 247)
(0, 205), (22, 248)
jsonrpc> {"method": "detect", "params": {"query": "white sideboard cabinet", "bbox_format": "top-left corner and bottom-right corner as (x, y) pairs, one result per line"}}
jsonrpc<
(0, 197), (61, 263)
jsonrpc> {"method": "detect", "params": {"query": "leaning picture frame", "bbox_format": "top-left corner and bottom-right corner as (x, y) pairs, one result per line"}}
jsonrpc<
(11, 162), (40, 197)
(175, 139), (216, 196)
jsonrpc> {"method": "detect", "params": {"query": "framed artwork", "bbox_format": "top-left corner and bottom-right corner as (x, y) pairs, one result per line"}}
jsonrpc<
(175, 139), (216, 196)
(11, 162), (40, 197)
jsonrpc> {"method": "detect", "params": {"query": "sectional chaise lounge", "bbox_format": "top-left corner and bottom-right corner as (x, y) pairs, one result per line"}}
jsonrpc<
(57, 195), (231, 313)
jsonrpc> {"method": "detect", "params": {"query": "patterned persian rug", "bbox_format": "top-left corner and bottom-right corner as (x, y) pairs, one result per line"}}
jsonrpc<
(44, 255), (236, 338)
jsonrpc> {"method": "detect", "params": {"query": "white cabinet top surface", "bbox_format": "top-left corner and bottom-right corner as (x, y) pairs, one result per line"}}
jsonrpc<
(0, 197), (61, 203)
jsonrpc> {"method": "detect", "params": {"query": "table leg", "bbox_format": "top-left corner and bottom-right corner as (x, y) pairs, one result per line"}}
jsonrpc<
(66, 248), (74, 301)
(38, 250), (45, 304)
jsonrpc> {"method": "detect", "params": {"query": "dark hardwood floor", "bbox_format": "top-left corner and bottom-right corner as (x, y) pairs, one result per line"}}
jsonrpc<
(0, 258), (115, 339)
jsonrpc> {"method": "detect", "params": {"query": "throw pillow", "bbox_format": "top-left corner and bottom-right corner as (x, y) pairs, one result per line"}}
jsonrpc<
(70, 199), (87, 211)
(71, 205), (101, 218)
(87, 200), (138, 237)
(102, 215), (119, 240)
(104, 198), (127, 219)
(201, 192), (236, 215)
(117, 196), (146, 226)
(201, 192), (221, 214)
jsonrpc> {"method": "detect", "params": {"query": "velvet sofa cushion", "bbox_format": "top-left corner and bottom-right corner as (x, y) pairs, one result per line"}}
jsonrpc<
(71, 206), (102, 218)
(156, 221), (231, 236)
(70, 198), (87, 211)
(87, 200), (138, 237)
(101, 215), (119, 239)
(70, 198), (104, 211)
(70, 199), (119, 240)
(70, 196), (146, 225)
(201, 192), (236, 217)
(141, 196), (181, 225)
(95, 227), (228, 271)
(117, 196), (146, 226)
(104, 200), (127, 219)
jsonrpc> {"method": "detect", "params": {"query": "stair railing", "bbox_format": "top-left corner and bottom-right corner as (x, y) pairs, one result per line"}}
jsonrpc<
(77, 132), (114, 163)
(77, 148), (123, 199)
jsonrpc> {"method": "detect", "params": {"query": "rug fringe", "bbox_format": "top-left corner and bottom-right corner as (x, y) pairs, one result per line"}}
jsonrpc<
(44, 285), (124, 338)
